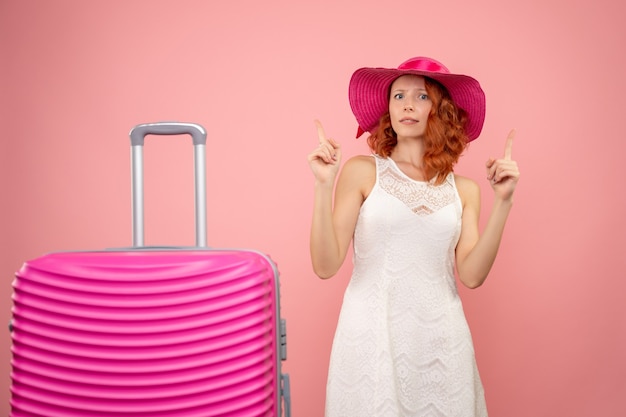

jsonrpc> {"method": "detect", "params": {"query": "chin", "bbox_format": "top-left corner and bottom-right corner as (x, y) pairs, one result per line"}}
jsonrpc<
(396, 130), (427, 140)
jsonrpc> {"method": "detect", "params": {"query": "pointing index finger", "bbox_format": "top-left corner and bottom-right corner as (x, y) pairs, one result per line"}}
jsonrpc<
(314, 119), (328, 145)
(504, 129), (515, 160)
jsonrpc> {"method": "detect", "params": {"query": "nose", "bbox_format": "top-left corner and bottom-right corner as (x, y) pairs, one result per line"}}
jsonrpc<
(404, 103), (414, 111)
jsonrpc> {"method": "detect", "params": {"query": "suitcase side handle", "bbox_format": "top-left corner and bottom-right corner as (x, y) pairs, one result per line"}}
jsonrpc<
(129, 122), (208, 248)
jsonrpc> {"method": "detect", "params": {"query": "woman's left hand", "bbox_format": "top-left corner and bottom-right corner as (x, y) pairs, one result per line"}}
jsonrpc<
(485, 129), (520, 201)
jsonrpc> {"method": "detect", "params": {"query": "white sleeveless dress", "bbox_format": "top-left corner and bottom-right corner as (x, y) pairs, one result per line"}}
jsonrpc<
(325, 155), (488, 417)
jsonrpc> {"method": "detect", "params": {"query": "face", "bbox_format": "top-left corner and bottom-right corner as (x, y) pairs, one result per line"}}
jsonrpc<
(388, 75), (432, 139)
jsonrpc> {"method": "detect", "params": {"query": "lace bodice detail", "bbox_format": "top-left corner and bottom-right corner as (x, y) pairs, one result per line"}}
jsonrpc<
(378, 157), (457, 216)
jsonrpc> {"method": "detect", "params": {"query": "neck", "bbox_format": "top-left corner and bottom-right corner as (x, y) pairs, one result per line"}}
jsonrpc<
(390, 136), (425, 167)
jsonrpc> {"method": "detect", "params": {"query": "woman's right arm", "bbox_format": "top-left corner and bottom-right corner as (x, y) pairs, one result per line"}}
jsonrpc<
(308, 121), (371, 279)
(309, 156), (371, 278)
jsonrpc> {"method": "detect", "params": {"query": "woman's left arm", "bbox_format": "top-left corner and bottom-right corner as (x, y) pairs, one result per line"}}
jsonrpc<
(455, 130), (520, 288)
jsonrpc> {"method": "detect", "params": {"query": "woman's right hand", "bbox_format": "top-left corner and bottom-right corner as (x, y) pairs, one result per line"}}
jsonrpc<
(307, 120), (342, 185)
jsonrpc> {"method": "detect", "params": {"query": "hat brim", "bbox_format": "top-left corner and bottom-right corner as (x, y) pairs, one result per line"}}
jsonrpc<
(349, 67), (486, 141)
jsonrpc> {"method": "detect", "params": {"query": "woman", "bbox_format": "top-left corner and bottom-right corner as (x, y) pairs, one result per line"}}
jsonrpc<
(308, 56), (520, 416)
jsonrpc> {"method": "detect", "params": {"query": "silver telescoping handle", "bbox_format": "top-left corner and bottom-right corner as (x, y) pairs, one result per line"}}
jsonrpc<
(129, 122), (208, 248)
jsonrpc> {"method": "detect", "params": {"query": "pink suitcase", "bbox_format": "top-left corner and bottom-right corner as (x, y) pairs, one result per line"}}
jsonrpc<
(10, 122), (291, 416)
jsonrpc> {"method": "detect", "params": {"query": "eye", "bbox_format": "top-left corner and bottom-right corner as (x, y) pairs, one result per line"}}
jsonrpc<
(393, 93), (404, 100)
(418, 93), (429, 100)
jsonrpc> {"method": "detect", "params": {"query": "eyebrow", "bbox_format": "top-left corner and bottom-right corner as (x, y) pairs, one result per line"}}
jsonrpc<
(391, 88), (428, 93)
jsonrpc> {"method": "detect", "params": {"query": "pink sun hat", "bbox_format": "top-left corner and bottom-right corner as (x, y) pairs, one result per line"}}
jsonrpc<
(348, 56), (486, 141)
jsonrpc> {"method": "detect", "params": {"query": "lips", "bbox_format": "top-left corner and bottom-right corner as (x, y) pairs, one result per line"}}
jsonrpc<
(399, 118), (418, 124)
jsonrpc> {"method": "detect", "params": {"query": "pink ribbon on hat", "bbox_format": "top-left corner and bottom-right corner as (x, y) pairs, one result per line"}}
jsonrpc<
(397, 57), (450, 74)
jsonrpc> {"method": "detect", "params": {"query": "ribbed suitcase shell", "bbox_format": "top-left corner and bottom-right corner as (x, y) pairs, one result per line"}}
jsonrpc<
(11, 249), (282, 416)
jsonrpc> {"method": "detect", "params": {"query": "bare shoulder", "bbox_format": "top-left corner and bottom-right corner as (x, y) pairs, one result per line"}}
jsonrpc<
(344, 154), (375, 169)
(454, 174), (480, 205)
(341, 155), (375, 178)
(339, 155), (376, 198)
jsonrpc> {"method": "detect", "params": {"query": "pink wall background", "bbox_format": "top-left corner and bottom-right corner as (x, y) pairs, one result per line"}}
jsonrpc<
(2, 0), (625, 415)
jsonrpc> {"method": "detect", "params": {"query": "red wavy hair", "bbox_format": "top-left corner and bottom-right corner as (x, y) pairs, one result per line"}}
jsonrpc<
(366, 77), (469, 184)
